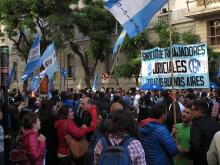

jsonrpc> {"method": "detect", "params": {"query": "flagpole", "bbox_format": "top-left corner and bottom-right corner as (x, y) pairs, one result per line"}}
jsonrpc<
(106, 44), (122, 88)
(168, 0), (177, 124)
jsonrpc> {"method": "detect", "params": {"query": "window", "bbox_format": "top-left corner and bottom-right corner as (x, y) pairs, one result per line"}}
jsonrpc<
(209, 20), (220, 45)
(13, 62), (17, 80)
(67, 54), (74, 78)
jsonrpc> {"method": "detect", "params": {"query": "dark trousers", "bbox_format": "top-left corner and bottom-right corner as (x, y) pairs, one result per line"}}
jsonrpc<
(58, 156), (73, 165)
(0, 152), (4, 165)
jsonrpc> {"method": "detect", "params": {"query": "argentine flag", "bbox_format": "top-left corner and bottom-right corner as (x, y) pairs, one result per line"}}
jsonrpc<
(21, 35), (41, 80)
(30, 74), (40, 92)
(105, 0), (167, 38)
(113, 29), (126, 55)
(92, 73), (99, 92)
(41, 43), (58, 79)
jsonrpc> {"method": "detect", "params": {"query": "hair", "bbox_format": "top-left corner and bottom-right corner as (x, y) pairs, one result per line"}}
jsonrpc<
(56, 105), (72, 119)
(22, 112), (38, 129)
(109, 109), (138, 137)
(151, 104), (167, 119)
(192, 100), (209, 114)
(185, 93), (196, 101)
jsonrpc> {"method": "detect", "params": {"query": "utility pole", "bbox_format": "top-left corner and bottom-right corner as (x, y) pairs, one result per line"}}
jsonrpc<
(0, 46), (10, 165)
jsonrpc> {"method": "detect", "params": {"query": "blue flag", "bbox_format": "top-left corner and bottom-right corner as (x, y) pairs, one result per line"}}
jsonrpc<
(41, 43), (58, 79)
(7, 68), (15, 88)
(30, 74), (40, 92)
(113, 29), (126, 55)
(21, 34), (41, 80)
(61, 68), (67, 80)
(105, 0), (167, 38)
(92, 73), (99, 92)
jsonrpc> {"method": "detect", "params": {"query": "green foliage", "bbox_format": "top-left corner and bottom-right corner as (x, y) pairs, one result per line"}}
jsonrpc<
(181, 31), (201, 44)
(154, 20), (180, 47)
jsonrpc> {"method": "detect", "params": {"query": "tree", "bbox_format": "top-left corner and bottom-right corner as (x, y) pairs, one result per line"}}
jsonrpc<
(116, 30), (153, 86)
(155, 20), (180, 47)
(0, 0), (115, 89)
(70, 1), (115, 88)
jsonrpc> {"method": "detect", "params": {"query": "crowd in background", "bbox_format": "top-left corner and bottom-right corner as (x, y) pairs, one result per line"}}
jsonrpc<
(0, 86), (220, 165)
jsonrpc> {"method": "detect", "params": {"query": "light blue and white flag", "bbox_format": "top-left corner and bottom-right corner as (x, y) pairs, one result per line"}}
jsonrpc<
(21, 35), (41, 80)
(41, 43), (58, 79)
(7, 68), (15, 88)
(105, 0), (167, 38)
(113, 29), (126, 55)
(60, 68), (68, 80)
(30, 74), (40, 92)
(92, 73), (99, 92)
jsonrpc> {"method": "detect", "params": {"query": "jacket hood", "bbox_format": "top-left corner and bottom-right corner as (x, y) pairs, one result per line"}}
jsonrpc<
(139, 118), (162, 136)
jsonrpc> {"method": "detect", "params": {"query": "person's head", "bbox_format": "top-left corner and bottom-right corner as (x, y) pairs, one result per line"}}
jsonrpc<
(184, 93), (196, 107)
(151, 104), (167, 122)
(80, 97), (92, 112)
(57, 105), (73, 120)
(109, 102), (123, 113)
(176, 94), (184, 104)
(182, 108), (192, 123)
(110, 109), (138, 137)
(22, 112), (40, 131)
(191, 100), (209, 120)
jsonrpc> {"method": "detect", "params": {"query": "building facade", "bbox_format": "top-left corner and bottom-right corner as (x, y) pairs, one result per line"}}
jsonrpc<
(4, 0), (220, 91)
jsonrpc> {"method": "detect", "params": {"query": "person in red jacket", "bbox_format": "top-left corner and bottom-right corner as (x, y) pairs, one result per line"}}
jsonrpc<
(17, 112), (46, 165)
(55, 104), (97, 165)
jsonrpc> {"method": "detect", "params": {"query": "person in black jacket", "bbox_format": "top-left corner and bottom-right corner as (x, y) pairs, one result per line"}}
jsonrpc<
(189, 100), (220, 165)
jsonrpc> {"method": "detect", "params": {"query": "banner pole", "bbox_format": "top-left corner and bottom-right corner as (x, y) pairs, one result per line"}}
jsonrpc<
(106, 44), (122, 88)
(168, 0), (177, 124)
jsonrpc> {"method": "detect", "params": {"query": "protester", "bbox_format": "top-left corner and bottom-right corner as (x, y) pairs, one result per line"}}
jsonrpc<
(74, 97), (97, 133)
(172, 107), (192, 165)
(139, 104), (178, 165)
(189, 100), (220, 165)
(94, 109), (146, 165)
(207, 131), (220, 165)
(16, 112), (46, 165)
(54, 105), (96, 165)
(0, 125), (4, 165)
(211, 88), (220, 123)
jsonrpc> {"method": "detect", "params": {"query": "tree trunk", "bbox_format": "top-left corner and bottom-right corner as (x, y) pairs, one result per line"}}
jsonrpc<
(135, 74), (139, 87)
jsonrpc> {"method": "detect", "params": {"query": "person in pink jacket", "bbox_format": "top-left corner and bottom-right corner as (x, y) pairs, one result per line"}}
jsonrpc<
(17, 112), (46, 165)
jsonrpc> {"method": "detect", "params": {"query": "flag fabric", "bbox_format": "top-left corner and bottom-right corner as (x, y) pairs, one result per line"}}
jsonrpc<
(48, 78), (54, 98)
(113, 29), (126, 55)
(21, 34), (41, 80)
(7, 68), (15, 88)
(217, 67), (220, 78)
(41, 43), (58, 79)
(30, 74), (40, 92)
(105, 0), (167, 38)
(92, 73), (99, 92)
(39, 70), (46, 79)
(61, 68), (67, 80)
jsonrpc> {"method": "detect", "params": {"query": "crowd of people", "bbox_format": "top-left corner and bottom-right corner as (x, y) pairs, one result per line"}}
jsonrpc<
(0, 87), (220, 165)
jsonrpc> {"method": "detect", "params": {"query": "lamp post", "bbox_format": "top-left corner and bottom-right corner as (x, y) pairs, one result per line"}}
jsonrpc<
(0, 45), (10, 165)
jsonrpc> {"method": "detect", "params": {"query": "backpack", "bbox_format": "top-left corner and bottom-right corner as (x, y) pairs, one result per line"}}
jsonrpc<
(9, 149), (31, 165)
(98, 136), (134, 165)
